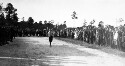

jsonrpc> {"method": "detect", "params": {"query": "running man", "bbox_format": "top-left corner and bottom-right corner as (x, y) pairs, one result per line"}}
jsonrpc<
(48, 29), (53, 47)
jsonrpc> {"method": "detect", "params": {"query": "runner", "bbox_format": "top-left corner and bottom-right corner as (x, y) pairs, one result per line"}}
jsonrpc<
(48, 29), (53, 47)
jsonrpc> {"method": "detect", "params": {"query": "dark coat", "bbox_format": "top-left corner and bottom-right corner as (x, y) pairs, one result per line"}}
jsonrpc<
(49, 35), (53, 42)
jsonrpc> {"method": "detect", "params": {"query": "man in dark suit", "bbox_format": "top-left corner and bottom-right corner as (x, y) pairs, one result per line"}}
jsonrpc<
(48, 30), (53, 47)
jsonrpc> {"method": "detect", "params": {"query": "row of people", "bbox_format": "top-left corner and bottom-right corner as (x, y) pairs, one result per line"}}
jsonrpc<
(55, 25), (125, 51)
(16, 29), (48, 37)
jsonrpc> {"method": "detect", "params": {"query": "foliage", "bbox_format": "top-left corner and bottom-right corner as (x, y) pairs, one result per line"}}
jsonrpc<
(0, 3), (18, 26)
(71, 11), (78, 19)
(27, 17), (34, 28)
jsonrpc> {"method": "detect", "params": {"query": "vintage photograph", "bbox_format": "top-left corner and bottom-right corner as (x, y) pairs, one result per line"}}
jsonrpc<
(0, 0), (125, 66)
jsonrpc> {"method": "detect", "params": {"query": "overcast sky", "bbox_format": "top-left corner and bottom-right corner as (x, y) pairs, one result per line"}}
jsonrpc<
(1, 0), (125, 27)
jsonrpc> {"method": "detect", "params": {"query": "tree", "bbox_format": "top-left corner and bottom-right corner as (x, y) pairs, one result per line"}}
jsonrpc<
(50, 20), (54, 24)
(27, 17), (34, 28)
(5, 3), (18, 26)
(119, 18), (124, 22)
(90, 19), (95, 25)
(47, 20), (54, 30)
(63, 21), (67, 28)
(32, 22), (38, 29)
(39, 21), (42, 24)
(44, 20), (47, 24)
(0, 3), (5, 26)
(83, 19), (87, 27)
(71, 11), (78, 27)
(98, 21), (104, 28)
(22, 17), (24, 21)
(5, 3), (14, 14)
(71, 11), (78, 19)
(38, 21), (43, 29)
(0, 3), (3, 13)
(12, 13), (18, 26)
(0, 13), (5, 26)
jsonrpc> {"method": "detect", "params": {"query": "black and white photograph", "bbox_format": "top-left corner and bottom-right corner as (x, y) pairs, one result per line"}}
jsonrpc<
(0, 0), (125, 66)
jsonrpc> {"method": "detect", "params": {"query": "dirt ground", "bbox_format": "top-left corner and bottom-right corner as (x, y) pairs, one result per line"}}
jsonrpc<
(0, 37), (125, 66)
(56, 37), (125, 57)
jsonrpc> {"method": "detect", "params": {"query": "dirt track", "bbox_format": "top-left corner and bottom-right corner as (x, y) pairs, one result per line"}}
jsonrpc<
(0, 37), (125, 66)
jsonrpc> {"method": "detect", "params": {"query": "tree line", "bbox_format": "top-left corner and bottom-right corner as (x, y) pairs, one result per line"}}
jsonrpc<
(0, 3), (67, 31)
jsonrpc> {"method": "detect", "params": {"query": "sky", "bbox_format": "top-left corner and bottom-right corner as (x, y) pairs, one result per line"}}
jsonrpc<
(1, 0), (125, 27)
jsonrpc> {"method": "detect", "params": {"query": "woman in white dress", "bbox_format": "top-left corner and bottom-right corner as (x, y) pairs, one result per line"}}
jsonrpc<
(114, 27), (118, 49)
